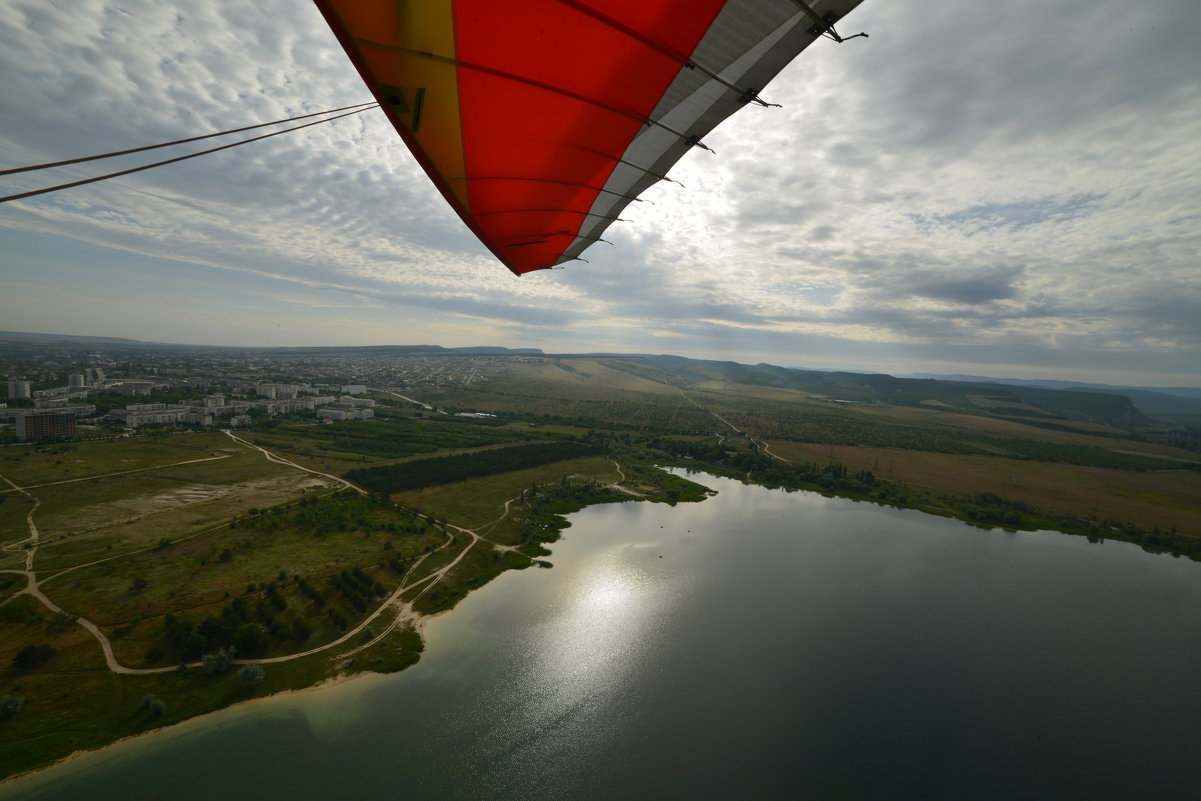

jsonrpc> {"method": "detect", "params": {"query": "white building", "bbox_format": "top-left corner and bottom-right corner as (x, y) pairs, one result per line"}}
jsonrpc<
(341, 385), (368, 395)
(319, 404), (374, 421)
(109, 403), (188, 427)
(6, 381), (31, 399)
(274, 398), (315, 414)
(339, 396), (376, 408)
(178, 410), (213, 426)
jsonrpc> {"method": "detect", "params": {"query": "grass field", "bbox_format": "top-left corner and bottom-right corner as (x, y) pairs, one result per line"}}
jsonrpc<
(765, 440), (1201, 535)
(392, 455), (622, 535)
(0, 433), (233, 487)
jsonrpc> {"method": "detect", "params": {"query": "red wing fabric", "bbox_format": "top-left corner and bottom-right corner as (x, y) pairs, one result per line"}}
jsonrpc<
(315, 0), (865, 275)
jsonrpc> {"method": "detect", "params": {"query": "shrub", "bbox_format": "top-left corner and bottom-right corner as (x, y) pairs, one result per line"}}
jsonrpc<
(201, 647), (235, 675)
(238, 664), (265, 685)
(139, 694), (166, 716)
(0, 695), (23, 720)
(13, 643), (56, 671)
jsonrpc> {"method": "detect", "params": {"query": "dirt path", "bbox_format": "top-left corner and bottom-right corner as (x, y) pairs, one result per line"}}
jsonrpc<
(0, 466), (178, 675)
(0, 442), (356, 675)
(678, 390), (791, 464)
(223, 430), (366, 495)
(603, 458), (647, 496)
(371, 387), (447, 414)
(0, 471), (42, 571)
(0, 454), (233, 494)
(755, 438), (791, 463)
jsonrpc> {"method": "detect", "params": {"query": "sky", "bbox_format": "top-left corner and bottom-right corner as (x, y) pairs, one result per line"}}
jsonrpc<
(1, 1), (1199, 387)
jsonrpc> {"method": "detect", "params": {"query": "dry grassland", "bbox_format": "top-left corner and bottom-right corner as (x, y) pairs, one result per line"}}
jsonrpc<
(0, 433), (233, 487)
(965, 394), (1052, 414)
(767, 440), (1201, 534)
(854, 404), (1199, 460)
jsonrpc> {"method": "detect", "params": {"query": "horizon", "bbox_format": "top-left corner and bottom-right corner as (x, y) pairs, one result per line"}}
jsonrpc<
(5, 328), (1201, 392)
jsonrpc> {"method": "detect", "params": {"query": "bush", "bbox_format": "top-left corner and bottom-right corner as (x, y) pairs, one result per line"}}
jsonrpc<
(0, 695), (24, 720)
(231, 623), (266, 656)
(201, 647), (235, 675)
(13, 643), (56, 671)
(139, 694), (166, 716)
(238, 664), (265, 685)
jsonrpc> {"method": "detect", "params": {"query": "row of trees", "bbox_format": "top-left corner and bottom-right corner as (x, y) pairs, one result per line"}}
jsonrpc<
(346, 441), (600, 493)
(299, 415), (536, 459)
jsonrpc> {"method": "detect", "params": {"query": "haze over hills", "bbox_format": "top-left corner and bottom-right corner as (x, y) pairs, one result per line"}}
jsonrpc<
(3, 330), (1196, 428)
(907, 373), (1201, 416)
(0, 331), (546, 356)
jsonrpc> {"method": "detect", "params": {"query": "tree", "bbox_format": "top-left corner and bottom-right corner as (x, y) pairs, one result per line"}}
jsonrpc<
(201, 647), (234, 675)
(183, 630), (207, 660)
(238, 664), (265, 685)
(139, 694), (166, 717)
(232, 623), (266, 656)
(13, 643), (56, 671)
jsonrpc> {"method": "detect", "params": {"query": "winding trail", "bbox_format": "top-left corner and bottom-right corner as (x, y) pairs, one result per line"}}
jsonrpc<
(0, 471), (42, 576)
(678, 389), (791, 463)
(1, 435), (486, 674)
(604, 457), (647, 496)
(0, 441), (367, 675)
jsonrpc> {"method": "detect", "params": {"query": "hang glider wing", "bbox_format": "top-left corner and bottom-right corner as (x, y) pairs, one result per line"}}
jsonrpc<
(314, 0), (865, 275)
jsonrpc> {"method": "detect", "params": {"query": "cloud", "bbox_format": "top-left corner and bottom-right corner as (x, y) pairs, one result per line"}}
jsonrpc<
(1, 0), (1199, 385)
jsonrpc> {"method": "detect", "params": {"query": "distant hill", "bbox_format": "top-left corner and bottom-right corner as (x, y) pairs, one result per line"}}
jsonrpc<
(0, 332), (543, 357)
(909, 373), (1201, 416)
(571, 354), (1151, 431)
(0, 330), (149, 345)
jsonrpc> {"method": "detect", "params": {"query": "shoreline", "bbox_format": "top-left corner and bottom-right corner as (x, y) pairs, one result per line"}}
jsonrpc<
(1, 600), (459, 792)
(0, 670), (365, 791)
(5, 458), (1192, 788)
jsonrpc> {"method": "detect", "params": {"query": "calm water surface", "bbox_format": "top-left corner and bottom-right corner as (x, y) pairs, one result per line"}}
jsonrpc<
(5, 472), (1201, 800)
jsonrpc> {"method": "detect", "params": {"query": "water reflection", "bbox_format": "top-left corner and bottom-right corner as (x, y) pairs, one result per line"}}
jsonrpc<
(500, 551), (658, 767)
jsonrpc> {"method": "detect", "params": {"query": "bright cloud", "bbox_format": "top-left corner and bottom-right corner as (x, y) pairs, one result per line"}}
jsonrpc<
(1, 0), (1199, 386)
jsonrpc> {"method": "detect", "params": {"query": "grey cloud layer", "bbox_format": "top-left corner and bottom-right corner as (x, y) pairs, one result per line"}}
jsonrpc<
(1, 0), (1198, 382)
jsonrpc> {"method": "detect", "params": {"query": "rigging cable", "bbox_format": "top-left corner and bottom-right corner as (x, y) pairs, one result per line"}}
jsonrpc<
(0, 103), (379, 204)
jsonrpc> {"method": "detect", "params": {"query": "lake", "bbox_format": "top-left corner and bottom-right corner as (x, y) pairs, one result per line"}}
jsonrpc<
(4, 471), (1201, 800)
